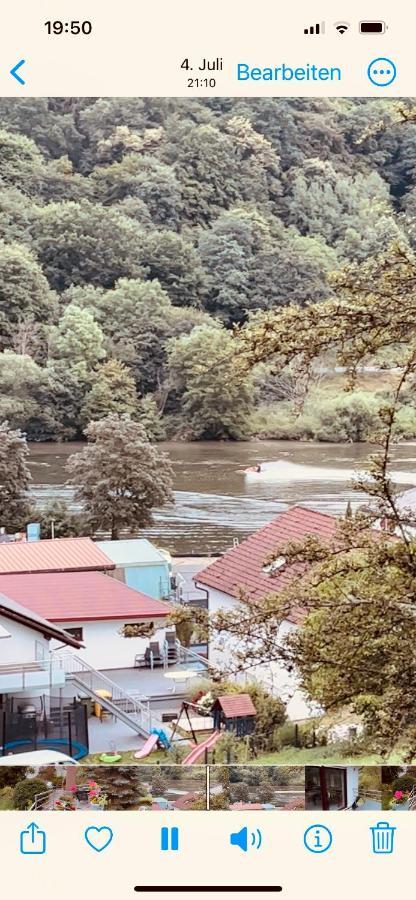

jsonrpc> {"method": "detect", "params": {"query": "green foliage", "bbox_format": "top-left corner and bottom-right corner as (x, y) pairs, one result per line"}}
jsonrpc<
(0, 99), (413, 442)
(0, 422), (33, 530)
(13, 779), (48, 810)
(0, 242), (57, 350)
(66, 413), (174, 539)
(305, 391), (380, 442)
(231, 782), (250, 802)
(49, 305), (106, 372)
(32, 200), (143, 291)
(36, 500), (91, 539)
(84, 767), (144, 810)
(81, 359), (138, 425)
(0, 767), (28, 790)
(167, 324), (255, 439)
(151, 775), (167, 795)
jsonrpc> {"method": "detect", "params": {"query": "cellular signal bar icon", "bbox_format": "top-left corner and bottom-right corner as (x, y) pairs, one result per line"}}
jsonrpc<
(304, 22), (325, 35)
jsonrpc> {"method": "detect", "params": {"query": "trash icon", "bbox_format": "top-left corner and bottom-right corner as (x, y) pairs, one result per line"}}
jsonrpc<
(370, 822), (396, 855)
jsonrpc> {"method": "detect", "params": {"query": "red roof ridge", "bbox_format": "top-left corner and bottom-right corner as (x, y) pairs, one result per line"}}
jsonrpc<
(195, 505), (337, 616)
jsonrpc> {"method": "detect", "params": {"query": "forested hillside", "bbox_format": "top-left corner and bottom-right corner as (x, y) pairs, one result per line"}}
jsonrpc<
(0, 97), (415, 442)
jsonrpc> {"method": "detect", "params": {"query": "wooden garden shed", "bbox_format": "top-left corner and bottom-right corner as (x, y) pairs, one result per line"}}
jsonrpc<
(211, 694), (257, 737)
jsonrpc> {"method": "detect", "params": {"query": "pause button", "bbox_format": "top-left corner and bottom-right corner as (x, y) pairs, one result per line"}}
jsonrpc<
(161, 827), (179, 851)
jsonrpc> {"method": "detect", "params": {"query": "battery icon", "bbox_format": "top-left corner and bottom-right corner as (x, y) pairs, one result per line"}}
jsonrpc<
(359, 21), (387, 33)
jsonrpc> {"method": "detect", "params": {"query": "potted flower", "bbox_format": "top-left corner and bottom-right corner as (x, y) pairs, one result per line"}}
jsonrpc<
(390, 790), (409, 808)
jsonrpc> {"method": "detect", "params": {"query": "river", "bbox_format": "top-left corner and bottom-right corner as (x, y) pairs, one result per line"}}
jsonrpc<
(28, 441), (416, 555)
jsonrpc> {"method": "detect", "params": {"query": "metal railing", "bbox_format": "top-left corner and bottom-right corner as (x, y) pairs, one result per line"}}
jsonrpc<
(29, 788), (55, 811)
(55, 653), (167, 739)
(408, 786), (416, 810)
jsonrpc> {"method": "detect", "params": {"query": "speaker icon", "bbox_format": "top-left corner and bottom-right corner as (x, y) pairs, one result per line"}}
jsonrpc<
(230, 826), (262, 853)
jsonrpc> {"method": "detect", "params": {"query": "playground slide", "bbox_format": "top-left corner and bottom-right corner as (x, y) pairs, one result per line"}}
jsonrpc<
(182, 730), (221, 765)
(134, 733), (160, 759)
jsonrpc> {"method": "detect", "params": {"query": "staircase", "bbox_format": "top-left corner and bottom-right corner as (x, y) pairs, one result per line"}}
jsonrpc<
(56, 654), (170, 741)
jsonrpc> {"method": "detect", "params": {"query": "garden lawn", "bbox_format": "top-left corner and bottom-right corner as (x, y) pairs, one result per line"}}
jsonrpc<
(252, 748), (410, 765)
(83, 749), (173, 765)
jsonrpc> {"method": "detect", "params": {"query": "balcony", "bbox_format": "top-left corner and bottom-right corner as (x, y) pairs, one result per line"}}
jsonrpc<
(0, 659), (66, 693)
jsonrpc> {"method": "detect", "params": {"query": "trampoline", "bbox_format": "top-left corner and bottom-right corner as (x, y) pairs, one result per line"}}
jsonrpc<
(2, 738), (88, 760)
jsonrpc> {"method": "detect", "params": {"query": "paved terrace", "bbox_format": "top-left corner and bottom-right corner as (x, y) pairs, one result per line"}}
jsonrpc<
(62, 662), (208, 754)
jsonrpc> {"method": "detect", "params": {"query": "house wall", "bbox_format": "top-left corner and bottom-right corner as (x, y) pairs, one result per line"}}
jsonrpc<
(346, 767), (359, 807)
(0, 615), (49, 664)
(0, 617), (67, 695)
(123, 563), (170, 600)
(51, 616), (169, 670)
(206, 587), (319, 721)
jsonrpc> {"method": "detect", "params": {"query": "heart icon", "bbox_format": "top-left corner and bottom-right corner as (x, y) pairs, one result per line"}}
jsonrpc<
(84, 826), (114, 852)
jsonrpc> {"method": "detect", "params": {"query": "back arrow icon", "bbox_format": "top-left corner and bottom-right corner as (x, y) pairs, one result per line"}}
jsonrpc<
(10, 59), (25, 85)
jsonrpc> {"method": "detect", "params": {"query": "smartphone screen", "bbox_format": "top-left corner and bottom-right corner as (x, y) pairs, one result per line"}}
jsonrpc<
(0, 1), (413, 897)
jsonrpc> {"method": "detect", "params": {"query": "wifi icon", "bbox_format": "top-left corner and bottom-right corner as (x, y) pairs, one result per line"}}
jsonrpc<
(334, 21), (350, 34)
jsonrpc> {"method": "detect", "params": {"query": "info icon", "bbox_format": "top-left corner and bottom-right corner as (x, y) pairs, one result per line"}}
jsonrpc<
(303, 824), (333, 854)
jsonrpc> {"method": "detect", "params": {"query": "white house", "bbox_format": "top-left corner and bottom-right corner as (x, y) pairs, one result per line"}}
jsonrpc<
(0, 591), (81, 699)
(0, 570), (173, 670)
(195, 505), (338, 720)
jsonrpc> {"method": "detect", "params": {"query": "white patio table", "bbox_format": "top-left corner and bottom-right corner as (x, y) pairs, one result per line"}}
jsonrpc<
(163, 668), (200, 693)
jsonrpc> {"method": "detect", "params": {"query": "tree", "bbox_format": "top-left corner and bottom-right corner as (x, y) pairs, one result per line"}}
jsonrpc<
(31, 200), (144, 290)
(0, 767), (28, 791)
(0, 129), (45, 194)
(81, 360), (139, 425)
(167, 324), (256, 439)
(35, 500), (90, 539)
(286, 158), (400, 261)
(232, 782), (250, 802)
(63, 278), (181, 395)
(85, 767), (144, 810)
(136, 230), (205, 307)
(0, 422), (32, 530)
(218, 241), (416, 757)
(0, 352), (48, 434)
(0, 242), (57, 351)
(257, 784), (275, 804)
(151, 775), (167, 796)
(66, 413), (174, 539)
(48, 305), (106, 372)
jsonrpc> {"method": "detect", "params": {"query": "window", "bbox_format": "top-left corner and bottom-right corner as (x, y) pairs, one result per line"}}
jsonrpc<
(65, 626), (84, 642)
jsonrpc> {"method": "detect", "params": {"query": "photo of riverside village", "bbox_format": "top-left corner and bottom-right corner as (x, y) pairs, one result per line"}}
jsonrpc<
(2, 96), (416, 768)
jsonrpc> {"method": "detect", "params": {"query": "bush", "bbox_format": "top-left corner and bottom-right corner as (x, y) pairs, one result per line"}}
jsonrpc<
(0, 786), (14, 810)
(231, 782), (250, 802)
(151, 775), (166, 795)
(13, 779), (48, 810)
(393, 406), (416, 440)
(257, 784), (274, 803)
(307, 391), (380, 443)
(391, 774), (416, 794)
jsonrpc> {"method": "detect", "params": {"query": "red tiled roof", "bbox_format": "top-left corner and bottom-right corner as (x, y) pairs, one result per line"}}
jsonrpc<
(0, 537), (114, 575)
(173, 791), (203, 809)
(215, 694), (257, 717)
(196, 506), (337, 622)
(230, 802), (265, 810)
(0, 571), (171, 622)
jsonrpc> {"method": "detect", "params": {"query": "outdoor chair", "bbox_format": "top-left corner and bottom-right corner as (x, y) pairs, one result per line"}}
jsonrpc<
(144, 641), (164, 669)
